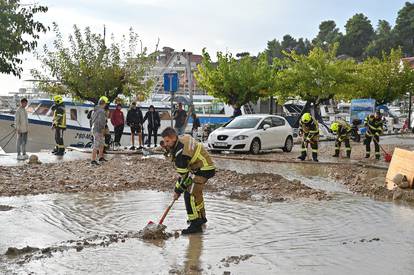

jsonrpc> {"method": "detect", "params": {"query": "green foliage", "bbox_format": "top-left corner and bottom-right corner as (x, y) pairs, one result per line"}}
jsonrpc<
(312, 20), (342, 50)
(342, 13), (375, 59)
(265, 35), (311, 63)
(32, 24), (155, 104)
(364, 20), (395, 58)
(275, 44), (356, 105)
(351, 49), (414, 105)
(394, 2), (414, 56)
(0, 0), (48, 77)
(195, 49), (275, 107)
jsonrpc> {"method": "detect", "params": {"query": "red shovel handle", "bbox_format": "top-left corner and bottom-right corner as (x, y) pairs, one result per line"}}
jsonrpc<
(158, 199), (176, 225)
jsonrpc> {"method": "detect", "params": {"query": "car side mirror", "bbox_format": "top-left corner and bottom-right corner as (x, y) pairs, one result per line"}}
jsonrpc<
(263, 124), (270, 130)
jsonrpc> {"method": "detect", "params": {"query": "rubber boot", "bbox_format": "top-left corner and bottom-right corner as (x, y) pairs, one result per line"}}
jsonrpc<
(297, 153), (306, 161)
(52, 147), (58, 155)
(365, 153), (370, 158)
(312, 152), (318, 162)
(332, 152), (339, 157)
(346, 151), (351, 158)
(56, 148), (65, 156)
(182, 219), (203, 235)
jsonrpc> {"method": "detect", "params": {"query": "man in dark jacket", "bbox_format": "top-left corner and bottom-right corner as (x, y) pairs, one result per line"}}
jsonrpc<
(126, 102), (143, 150)
(143, 105), (160, 147)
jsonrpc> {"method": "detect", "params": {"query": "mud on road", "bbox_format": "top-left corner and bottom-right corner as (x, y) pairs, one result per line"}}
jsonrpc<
(0, 155), (330, 201)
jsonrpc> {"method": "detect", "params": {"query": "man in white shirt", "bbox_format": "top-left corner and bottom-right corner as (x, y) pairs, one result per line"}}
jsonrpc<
(14, 98), (29, 160)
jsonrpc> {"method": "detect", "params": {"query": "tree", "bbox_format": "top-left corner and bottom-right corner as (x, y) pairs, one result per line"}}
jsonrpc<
(32, 24), (155, 104)
(265, 35), (311, 62)
(394, 2), (414, 56)
(364, 20), (395, 58)
(351, 48), (414, 105)
(0, 0), (48, 77)
(342, 13), (375, 59)
(274, 44), (356, 116)
(195, 49), (275, 107)
(312, 20), (342, 50)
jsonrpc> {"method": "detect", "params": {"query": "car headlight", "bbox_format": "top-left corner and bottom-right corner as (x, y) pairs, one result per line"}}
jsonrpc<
(233, 135), (249, 140)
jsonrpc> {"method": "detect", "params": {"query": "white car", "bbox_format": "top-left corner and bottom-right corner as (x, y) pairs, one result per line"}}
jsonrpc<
(207, 114), (294, 154)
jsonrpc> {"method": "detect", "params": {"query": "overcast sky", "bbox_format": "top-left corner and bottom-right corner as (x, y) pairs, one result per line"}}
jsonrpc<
(0, 0), (409, 95)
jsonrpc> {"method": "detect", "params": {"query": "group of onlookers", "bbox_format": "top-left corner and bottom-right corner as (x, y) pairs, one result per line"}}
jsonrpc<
(13, 96), (198, 162)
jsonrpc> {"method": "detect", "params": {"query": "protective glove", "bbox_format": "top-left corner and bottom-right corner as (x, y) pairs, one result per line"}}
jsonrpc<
(174, 176), (193, 194)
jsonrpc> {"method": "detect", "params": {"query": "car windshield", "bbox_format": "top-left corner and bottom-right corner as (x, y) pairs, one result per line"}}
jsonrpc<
(225, 117), (261, 129)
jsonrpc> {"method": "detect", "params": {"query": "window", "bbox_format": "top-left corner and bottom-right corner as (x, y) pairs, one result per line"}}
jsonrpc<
(225, 117), (261, 129)
(259, 117), (273, 129)
(26, 103), (39, 114)
(271, 117), (285, 127)
(35, 103), (53, 116)
(70, 109), (77, 121)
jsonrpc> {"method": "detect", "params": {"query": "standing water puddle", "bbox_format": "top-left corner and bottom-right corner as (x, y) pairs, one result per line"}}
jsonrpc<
(0, 187), (414, 274)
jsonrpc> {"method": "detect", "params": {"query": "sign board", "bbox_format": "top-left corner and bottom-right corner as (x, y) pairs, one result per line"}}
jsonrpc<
(350, 98), (376, 134)
(163, 73), (179, 93)
(386, 148), (414, 190)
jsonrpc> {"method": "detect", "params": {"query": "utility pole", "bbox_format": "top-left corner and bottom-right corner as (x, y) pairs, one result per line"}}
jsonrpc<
(103, 25), (106, 46)
(409, 90), (412, 130)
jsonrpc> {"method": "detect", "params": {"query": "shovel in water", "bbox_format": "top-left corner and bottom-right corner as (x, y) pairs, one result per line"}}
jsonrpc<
(147, 198), (176, 225)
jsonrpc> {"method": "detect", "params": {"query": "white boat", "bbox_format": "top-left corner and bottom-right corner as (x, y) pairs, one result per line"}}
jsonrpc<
(0, 98), (174, 153)
(0, 95), (236, 153)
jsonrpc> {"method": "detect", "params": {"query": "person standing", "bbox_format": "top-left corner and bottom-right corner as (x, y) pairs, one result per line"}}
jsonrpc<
(232, 104), (242, 118)
(364, 111), (384, 160)
(173, 102), (187, 135)
(143, 105), (160, 147)
(51, 95), (66, 156)
(111, 103), (125, 149)
(191, 113), (201, 139)
(161, 127), (215, 234)
(91, 96), (109, 165)
(126, 102), (144, 149)
(15, 98), (29, 160)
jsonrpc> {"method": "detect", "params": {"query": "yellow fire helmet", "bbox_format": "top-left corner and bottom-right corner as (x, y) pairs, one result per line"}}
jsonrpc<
(99, 96), (109, 104)
(53, 95), (63, 104)
(330, 122), (339, 133)
(301, 112), (312, 123)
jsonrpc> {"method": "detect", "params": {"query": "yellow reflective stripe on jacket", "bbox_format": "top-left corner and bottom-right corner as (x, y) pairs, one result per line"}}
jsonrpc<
(189, 143), (215, 171)
(176, 167), (189, 174)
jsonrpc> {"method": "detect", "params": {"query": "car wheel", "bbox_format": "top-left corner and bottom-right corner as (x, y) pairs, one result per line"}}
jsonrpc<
(282, 136), (293, 152)
(250, 138), (261, 155)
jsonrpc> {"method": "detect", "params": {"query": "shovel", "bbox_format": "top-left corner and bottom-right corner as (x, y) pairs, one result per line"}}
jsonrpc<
(373, 135), (392, 162)
(147, 198), (176, 225)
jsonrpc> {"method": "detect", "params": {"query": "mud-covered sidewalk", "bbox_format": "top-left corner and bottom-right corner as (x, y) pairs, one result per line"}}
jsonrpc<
(0, 155), (330, 201)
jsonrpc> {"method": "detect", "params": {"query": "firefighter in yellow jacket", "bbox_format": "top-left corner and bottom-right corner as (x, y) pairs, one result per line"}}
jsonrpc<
(298, 113), (319, 162)
(162, 127), (215, 234)
(330, 120), (352, 158)
(51, 95), (66, 156)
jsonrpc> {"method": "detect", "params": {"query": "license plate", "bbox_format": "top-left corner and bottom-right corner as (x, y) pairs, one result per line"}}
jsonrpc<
(214, 142), (228, 147)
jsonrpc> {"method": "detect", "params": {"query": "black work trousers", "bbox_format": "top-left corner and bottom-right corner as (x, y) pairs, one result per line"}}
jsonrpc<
(114, 125), (124, 144)
(147, 127), (158, 146)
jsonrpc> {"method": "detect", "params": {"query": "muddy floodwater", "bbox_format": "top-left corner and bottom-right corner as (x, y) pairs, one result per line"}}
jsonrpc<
(1, 175), (414, 275)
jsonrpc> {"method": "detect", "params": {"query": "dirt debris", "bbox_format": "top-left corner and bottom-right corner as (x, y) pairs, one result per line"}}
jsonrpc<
(2, 227), (176, 264)
(139, 223), (172, 240)
(0, 155), (329, 201)
(0, 205), (14, 211)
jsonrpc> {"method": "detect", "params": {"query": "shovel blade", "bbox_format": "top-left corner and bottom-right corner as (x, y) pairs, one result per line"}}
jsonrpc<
(385, 154), (392, 162)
